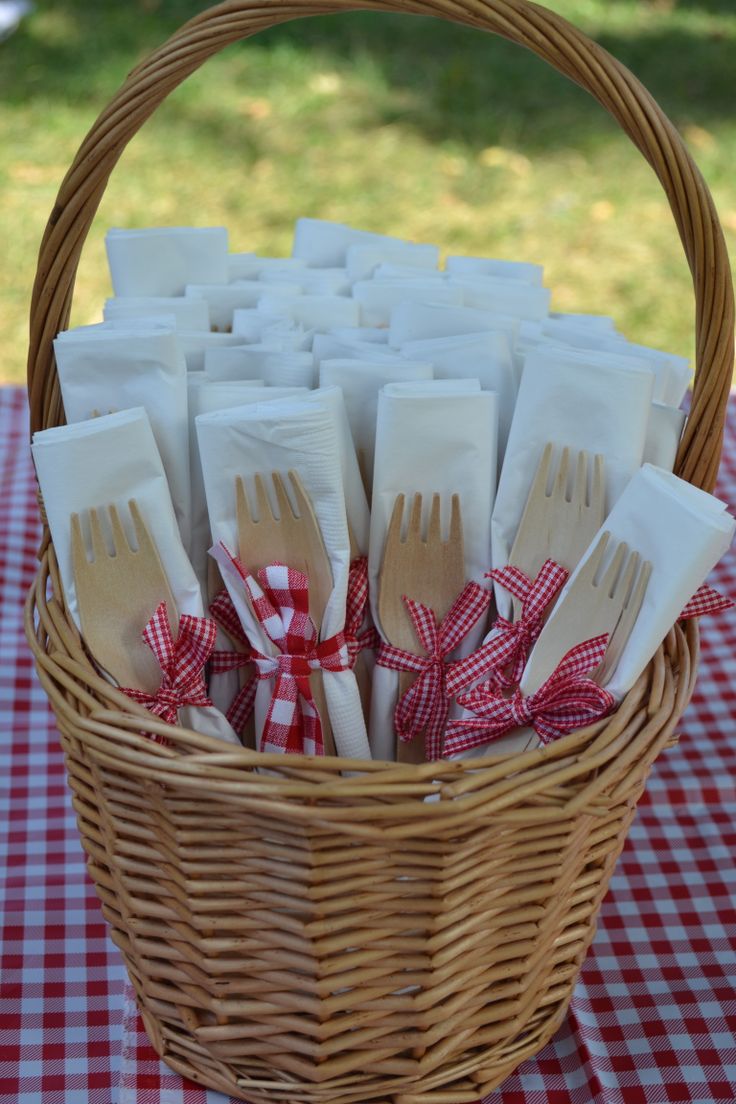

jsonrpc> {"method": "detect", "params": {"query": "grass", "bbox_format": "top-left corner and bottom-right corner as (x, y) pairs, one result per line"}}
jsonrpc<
(2, 0), (736, 385)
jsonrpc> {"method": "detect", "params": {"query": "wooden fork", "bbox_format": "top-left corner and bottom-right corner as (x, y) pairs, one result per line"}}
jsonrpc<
(508, 443), (605, 619)
(522, 531), (651, 695)
(236, 470), (336, 754)
(71, 499), (178, 692)
(379, 492), (466, 763)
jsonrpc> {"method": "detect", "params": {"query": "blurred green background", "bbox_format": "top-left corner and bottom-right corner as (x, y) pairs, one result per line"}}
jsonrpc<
(2, 0), (735, 385)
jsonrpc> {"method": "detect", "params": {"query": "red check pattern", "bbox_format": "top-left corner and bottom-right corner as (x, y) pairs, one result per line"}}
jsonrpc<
(2, 386), (735, 1104)
(209, 589), (257, 735)
(486, 559), (570, 686)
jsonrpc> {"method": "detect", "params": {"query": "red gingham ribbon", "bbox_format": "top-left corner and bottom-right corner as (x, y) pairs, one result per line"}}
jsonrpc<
(376, 582), (492, 760)
(443, 634), (615, 756)
(345, 556), (379, 665)
(208, 588), (257, 736)
(485, 560), (569, 687)
(121, 602), (216, 738)
(680, 584), (734, 620)
(223, 550), (349, 755)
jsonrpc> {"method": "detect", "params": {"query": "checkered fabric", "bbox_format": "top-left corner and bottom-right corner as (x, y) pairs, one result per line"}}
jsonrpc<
(2, 385), (735, 1103)
(485, 560), (570, 687)
(446, 634), (615, 754)
(208, 589), (257, 735)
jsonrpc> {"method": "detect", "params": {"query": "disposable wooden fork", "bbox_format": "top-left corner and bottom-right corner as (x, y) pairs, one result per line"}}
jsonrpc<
(379, 492), (466, 763)
(71, 499), (178, 693)
(236, 470), (336, 754)
(508, 443), (606, 619)
(522, 531), (651, 696)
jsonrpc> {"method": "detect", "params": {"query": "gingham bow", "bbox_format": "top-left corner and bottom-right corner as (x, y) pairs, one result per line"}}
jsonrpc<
(121, 602), (215, 731)
(209, 588), (257, 735)
(443, 634), (615, 756)
(345, 556), (379, 666)
(485, 560), (569, 687)
(376, 582), (492, 759)
(238, 560), (349, 756)
(680, 584), (734, 620)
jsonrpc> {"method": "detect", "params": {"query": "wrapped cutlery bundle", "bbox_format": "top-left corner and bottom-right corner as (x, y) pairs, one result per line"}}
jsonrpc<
(24, 3), (736, 1103)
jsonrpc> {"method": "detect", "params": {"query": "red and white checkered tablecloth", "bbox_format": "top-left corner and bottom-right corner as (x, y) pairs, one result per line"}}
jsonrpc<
(1, 384), (735, 1104)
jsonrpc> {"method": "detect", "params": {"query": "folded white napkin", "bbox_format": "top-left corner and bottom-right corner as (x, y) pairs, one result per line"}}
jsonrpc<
(292, 218), (408, 268)
(368, 383), (498, 760)
(491, 348), (655, 619)
(185, 282), (302, 332)
(448, 274), (551, 320)
(258, 292), (360, 331)
(388, 301), (520, 350)
(104, 296), (210, 331)
(372, 264), (445, 282)
(31, 408), (238, 744)
(399, 330), (516, 460)
(260, 268), (351, 296)
(228, 254), (306, 281)
(550, 312), (619, 332)
(106, 226), (228, 297)
(56, 318), (177, 337)
(346, 241), (439, 282)
(231, 308), (313, 349)
(54, 328), (191, 549)
(196, 400), (370, 759)
(445, 256), (544, 285)
(312, 333), (406, 368)
(319, 358), (434, 493)
(352, 280), (463, 328)
(524, 465), (735, 700)
(187, 378), (304, 594)
(174, 331), (247, 372)
(644, 402), (686, 471)
(205, 345), (316, 388)
(330, 326), (389, 345)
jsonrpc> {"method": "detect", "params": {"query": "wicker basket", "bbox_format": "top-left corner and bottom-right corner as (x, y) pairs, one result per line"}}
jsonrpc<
(25, 2), (734, 1102)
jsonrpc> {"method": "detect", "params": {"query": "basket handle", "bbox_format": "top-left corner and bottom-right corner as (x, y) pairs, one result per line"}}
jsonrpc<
(27, 0), (733, 492)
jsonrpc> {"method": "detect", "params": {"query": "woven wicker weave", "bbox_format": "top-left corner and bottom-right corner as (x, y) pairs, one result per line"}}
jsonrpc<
(25, 2), (733, 1101)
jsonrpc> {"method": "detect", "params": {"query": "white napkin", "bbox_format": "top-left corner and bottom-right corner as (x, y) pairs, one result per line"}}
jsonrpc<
(260, 268), (351, 296)
(388, 301), (520, 350)
(491, 348), (655, 619)
(176, 331), (247, 372)
(31, 408), (238, 744)
(54, 328), (191, 550)
(445, 256), (544, 284)
(196, 400), (370, 759)
(319, 358), (434, 493)
(292, 218), (408, 267)
(524, 465), (735, 700)
(644, 402), (686, 471)
(231, 308), (314, 349)
(185, 282), (301, 332)
(106, 226), (228, 297)
(346, 241), (439, 282)
(312, 334), (406, 368)
(205, 345), (316, 388)
(187, 378), (303, 593)
(448, 274), (550, 320)
(399, 330), (516, 461)
(258, 292), (360, 331)
(372, 264), (445, 281)
(104, 296), (210, 331)
(550, 312), (619, 332)
(352, 280), (463, 328)
(56, 318), (177, 337)
(228, 254), (306, 281)
(368, 383), (498, 760)
(330, 326), (389, 345)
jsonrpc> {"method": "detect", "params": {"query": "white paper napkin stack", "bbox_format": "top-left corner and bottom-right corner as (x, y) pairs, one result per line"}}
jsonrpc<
(491, 348), (655, 619)
(448, 274), (551, 320)
(260, 267), (351, 296)
(292, 218), (411, 268)
(227, 254), (307, 282)
(106, 227), (228, 297)
(258, 292), (361, 332)
(388, 301), (520, 352)
(32, 408), (239, 744)
(352, 280), (464, 328)
(523, 465), (735, 701)
(205, 346), (316, 389)
(54, 327), (191, 549)
(368, 381), (498, 759)
(196, 399), (371, 759)
(644, 403), (687, 471)
(185, 282), (302, 332)
(319, 358), (435, 493)
(312, 334), (406, 368)
(445, 256), (544, 284)
(346, 241), (440, 282)
(104, 296), (210, 332)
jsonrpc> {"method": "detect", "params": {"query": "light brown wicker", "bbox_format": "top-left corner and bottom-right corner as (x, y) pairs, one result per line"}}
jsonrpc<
(24, 2), (733, 1102)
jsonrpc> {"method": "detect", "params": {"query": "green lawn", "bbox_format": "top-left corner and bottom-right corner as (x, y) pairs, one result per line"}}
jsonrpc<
(2, 0), (735, 385)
